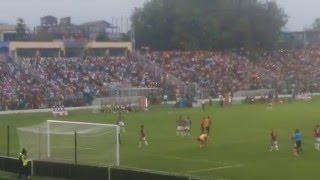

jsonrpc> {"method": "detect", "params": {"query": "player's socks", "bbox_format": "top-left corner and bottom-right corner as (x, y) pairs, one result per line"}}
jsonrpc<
(144, 141), (148, 146)
(275, 145), (279, 151)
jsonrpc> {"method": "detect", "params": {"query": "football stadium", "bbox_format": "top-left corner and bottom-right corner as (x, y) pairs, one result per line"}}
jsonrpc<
(1, 0), (320, 180)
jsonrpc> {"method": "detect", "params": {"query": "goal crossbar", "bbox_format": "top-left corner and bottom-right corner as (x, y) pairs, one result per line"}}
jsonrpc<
(47, 120), (119, 128)
(46, 120), (120, 166)
(17, 120), (120, 166)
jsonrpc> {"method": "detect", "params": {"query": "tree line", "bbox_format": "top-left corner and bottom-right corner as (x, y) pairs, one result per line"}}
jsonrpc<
(131, 0), (288, 50)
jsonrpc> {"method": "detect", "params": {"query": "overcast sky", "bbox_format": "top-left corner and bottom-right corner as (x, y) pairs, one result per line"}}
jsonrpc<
(0, 0), (318, 31)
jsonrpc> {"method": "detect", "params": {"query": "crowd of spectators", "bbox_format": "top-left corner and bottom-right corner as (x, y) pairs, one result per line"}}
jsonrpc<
(250, 49), (320, 93)
(143, 51), (259, 97)
(1, 48), (320, 110)
(142, 49), (320, 97)
(0, 58), (44, 110)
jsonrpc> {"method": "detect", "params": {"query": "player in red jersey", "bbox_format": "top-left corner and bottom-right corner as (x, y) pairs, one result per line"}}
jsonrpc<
(139, 125), (148, 147)
(314, 125), (320, 150)
(270, 128), (279, 151)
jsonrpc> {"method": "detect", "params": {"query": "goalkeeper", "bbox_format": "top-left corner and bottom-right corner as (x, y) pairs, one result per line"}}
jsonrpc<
(116, 119), (125, 133)
(116, 112), (125, 133)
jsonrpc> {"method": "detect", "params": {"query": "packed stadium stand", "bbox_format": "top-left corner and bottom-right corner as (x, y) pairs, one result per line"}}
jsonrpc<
(1, 40), (320, 110)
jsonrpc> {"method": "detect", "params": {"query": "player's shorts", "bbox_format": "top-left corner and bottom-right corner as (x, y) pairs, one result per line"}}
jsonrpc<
(199, 136), (208, 141)
(177, 126), (184, 131)
(296, 140), (302, 148)
(292, 142), (297, 148)
(315, 137), (320, 143)
(140, 136), (146, 141)
(184, 126), (190, 131)
(271, 140), (278, 146)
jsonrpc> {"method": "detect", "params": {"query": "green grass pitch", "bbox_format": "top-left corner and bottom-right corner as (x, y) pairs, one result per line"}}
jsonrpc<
(1, 100), (320, 180)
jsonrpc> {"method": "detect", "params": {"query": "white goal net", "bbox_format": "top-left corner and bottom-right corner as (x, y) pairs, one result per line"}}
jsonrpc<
(232, 89), (275, 104)
(17, 120), (119, 166)
(91, 96), (148, 113)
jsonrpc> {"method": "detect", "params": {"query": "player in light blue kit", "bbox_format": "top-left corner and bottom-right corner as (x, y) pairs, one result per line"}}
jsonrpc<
(294, 129), (303, 156)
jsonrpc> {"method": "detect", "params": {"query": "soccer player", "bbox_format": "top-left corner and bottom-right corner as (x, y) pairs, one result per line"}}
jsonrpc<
(176, 116), (184, 136)
(116, 113), (125, 133)
(163, 94), (168, 104)
(270, 128), (278, 151)
(197, 133), (208, 148)
(314, 125), (320, 150)
(201, 100), (205, 111)
(60, 106), (68, 116)
(184, 117), (192, 136)
(267, 101), (273, 110)
(201, 116), (212, 135)
(200, 117), (206, 133)
(52, 105), (58, 117)
(116, 118), (125, 134)
(294, 129), (303, 156)
(219, 94), (224, 108)
(139, 125), (148, 147)
(291, 131), (298, 156)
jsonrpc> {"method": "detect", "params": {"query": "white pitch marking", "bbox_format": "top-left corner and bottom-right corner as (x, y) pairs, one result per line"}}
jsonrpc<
(117, 165), (229, 180)
(186, 164), (243, 173)
(119, 165), (187, 177)
(197, 175), (230, 180)
(147, 154), (232, 165)
(53, 146), (94, 150)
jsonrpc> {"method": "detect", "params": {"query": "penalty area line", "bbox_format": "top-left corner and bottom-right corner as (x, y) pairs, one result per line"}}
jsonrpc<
(147, 154), (232, 165)
(53, 146), (94, 150)
(118, 165), (191, 177)
(186, 164), (244, 174)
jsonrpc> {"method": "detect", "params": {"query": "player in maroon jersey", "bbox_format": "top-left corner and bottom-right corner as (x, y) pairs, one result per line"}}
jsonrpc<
(291, 131), (299, 156)
(314, 125), (320, 150)
(139, 125), (148, 147)
(176, 116), (184, 136)
(270, 128), (279, 151)
(184, 117), (192, 136)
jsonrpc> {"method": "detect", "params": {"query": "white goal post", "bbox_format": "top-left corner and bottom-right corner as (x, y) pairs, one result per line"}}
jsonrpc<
(17, 120), (120, 166)
(232, 89), (275, 104)
(91, 96), (148, 113)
